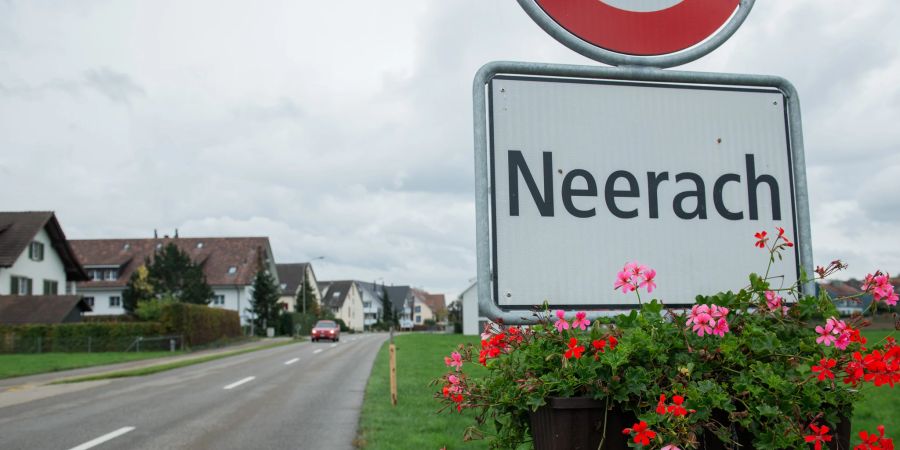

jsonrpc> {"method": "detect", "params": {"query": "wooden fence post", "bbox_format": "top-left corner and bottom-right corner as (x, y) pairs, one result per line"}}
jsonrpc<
(389, 328), (397, 406)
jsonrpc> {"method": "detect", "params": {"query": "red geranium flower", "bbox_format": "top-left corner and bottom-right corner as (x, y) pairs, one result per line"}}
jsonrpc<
(564, 337), (585, 360)
(623, 421), (656, 446)
(805, 424), (833, 450)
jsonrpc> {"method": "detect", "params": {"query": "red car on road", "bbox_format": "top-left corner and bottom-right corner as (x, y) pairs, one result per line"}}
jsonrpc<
(311, 320), (340, 342)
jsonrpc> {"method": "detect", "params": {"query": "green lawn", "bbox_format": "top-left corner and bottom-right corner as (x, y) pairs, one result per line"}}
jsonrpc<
(357, 334), (490, 450)
(0, 352), (178, 379)
(852, 330), (899, 437)
(359, 331), (898, 449)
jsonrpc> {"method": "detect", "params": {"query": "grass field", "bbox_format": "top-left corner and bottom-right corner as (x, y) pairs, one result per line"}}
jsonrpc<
(0, 352), (178, 379)
(359, 331), (898, 449)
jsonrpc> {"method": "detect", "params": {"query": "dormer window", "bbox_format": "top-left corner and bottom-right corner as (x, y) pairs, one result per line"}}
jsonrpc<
(227, 266), (237, 274)
(123, 243), (131, 251)
(196, 242), (204, 249)
(28, 241), (44, 261)
(156, 243), (162, 250)
(105, 269), (118, 281)
(332, 291), (340, 299)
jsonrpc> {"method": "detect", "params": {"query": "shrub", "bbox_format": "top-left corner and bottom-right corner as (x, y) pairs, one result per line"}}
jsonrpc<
(158, 303), (241, 348)
(0, 322), (164, 353)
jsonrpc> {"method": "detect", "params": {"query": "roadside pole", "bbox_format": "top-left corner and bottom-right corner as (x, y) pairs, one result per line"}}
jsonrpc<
(389, 327), (397, 406)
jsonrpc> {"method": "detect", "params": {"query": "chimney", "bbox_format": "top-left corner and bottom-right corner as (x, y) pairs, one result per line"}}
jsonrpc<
(174, 228), (179, 238)
(154, 229), (158, 239)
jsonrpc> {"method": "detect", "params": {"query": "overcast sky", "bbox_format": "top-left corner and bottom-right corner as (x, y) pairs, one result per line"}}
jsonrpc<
(1, 1), (899, 297)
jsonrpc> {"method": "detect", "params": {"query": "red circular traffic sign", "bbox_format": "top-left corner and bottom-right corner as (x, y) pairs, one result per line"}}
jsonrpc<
(535, 0), (740, 56)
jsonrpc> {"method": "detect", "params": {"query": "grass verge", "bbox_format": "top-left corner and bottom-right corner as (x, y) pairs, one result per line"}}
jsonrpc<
(0, 352), (179, 380)
(52, 340), (296, 384)
(358, 332), (898, 449)
(357, 334), (489, 450)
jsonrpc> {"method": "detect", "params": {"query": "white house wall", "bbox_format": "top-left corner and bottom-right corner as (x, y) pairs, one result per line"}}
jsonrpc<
(0, 228), (69, 296)
(82, 285), (254, 325)
(461, 283), (491, 336)
(413, 298), (434, 326)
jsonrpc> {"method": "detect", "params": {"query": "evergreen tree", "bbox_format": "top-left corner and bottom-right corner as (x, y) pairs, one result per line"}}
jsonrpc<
(381, 285), (397, 326)
(147, 243), (213, 304)
(295, 275), (320, 316)
(122, 265), (155, 314)
(248, 269), (282, 336)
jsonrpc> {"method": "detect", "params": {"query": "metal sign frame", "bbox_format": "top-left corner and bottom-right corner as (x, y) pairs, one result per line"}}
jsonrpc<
(473, 61), (813, 324)
(517, 0), (755, 68)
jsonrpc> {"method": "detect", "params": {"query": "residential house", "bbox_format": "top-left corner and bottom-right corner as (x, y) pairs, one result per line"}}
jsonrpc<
(423, 293), (447, 327)
(459, 281), (492, 335)
(319, 280), (365, 331)
(355, 281), (385, 329)
(0, 295), (92, 324)
(0, 211), (89, 296)
(70, 236), (278, 325)
(384, 285), (415, 330)
(409, 288), (436, 328)
(819, 281), (873, 316)
(276, 263), (321, 313)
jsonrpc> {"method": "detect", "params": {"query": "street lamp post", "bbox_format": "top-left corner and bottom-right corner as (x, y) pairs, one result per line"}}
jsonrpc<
(302, 256), (325, 315)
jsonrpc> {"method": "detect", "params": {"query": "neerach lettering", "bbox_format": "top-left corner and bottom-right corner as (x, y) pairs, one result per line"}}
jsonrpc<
(507, 150), (781, 221)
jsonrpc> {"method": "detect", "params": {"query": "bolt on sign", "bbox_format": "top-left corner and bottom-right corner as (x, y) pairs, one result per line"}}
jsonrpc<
(474, 1), (813, 323)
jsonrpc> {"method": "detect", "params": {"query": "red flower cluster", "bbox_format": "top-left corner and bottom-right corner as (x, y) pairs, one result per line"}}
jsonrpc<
(441, 374), (465, 412)
(811, 358), (837, 382)
(754, 227), (793, 250)
(564, 337), (585, 360)
(623, 421), (656, 446)
(805, 424), (833, 450)
(655, 394), (692, 417)
(590, 336), (618, 360)
(855, 425), (894, 450)
(479, 332), (509, 366)
(843, 338), (900, 388)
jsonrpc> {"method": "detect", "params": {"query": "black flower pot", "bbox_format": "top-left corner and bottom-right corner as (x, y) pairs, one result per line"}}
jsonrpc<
(529, 397), (636, 450)
(700, 411), (851, 450)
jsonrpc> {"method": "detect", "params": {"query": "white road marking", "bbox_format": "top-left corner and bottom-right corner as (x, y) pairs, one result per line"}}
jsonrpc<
(223, 376), (255, 390)
(284, 358), (299, 365)
(313, 349), (323, 354)
(68, 427), (135, 450)
(330, 343), (337, 348)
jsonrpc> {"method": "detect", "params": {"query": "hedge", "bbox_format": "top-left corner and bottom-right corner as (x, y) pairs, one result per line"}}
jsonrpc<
(158, 303), (241, 347)
(0, 322), (164, 353)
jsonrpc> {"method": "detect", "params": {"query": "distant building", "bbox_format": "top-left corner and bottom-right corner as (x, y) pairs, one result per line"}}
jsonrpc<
(319, 280), (365, 331)
(276, 263), (321, 313)
(819, 281), (873, 316)
(383, 285), (415, 330)
(355, 281), (386, 329)
(0, 211), (88, 296)
(70, 236), (278, 325)
(459, 281), (492, 336)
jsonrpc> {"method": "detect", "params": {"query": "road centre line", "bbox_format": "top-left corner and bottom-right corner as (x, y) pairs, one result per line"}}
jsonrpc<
(68, 427), (135, 450)
(284, 358), (299, 365)
(223, 376), (255, 390)
(313, 349), (323, 354)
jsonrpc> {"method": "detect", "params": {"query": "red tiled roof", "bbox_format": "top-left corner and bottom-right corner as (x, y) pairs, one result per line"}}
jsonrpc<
(70, 237), (272, 288)
(0, 211), (88, 281)
(423, 293), (447, 315)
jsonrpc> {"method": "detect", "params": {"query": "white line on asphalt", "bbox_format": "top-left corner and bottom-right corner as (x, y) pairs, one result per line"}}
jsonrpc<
(223, 376), (255, 390)
(330, 343), (337, 348)
(68, 427), (135, 450)
(313, 349), (323, 354)
(284, 358), (299, 365)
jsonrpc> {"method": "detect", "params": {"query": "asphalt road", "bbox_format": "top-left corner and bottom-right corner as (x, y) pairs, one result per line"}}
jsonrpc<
(0, 333), (388, 450)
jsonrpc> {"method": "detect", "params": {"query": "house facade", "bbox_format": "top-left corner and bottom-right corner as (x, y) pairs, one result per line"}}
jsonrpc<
(319, 280), (365, 331)
(70, 236), (278, 325)
(0, 212), (88, 297)
(384, 285), (415, 330)
(276, 263), (321, 313)
(460, 281), (492, 336)
(355, 281), (385, 329)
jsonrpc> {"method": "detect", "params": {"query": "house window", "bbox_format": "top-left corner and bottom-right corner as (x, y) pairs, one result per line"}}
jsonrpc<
(416, 315), (422, 323)
(415, 305), (421, 313)
(196, 242), (204, 249)
(83, 296), (95, 307)
(105, 269), (118, 281)
(109, 296), (122, 308)
(363, 302), (371, 308)
(90, 270), (103, 281)
(10, 276), (33, 295)
(212, 295), (225, 306)
(227, 266), (237, 274)
(29, 241), (45, 261)
(332, 291), (340, 299)
(43, 280), (59, 295)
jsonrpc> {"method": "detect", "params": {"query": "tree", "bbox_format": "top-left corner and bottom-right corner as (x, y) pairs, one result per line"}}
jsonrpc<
(147, 243), (213, 305)
(381, 285), (397, 327)
(248, 269), (282, 336)
(447, 299), (463, 334)
(295, 275), (320, 316)
(123, 265), (155, 314)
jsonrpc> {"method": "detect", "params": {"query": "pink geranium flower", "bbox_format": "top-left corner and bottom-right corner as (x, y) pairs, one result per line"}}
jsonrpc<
(554, 310), (570, 332)
(764, 291), (782, 311)
(444, 351), (463, 372)
(712, 318), (730, 337)
(614, 270), (636, 293)
(815, 322), (836, 346)
(571, 311), (590, 330)
(640, 269), (657, 293)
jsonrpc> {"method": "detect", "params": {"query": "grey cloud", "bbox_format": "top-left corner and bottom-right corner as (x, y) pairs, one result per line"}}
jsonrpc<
(83, 68), (145, 103)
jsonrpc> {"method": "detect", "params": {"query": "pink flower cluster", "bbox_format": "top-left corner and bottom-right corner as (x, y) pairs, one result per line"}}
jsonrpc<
(553, 310), (591, 332)
(815, 317), (853, 350)
(686, 304), (730, 337)
(614, 262), (656, 294)
(862, 272), (899, 306)
(763, 291), (791, 316)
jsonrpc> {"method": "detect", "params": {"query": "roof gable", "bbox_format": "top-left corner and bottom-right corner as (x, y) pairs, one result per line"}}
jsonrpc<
(0, 295), (91, 324)
(0, 211), (88, 281)
(276, 263), (311, 295)
(321, 280), (355, 309)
